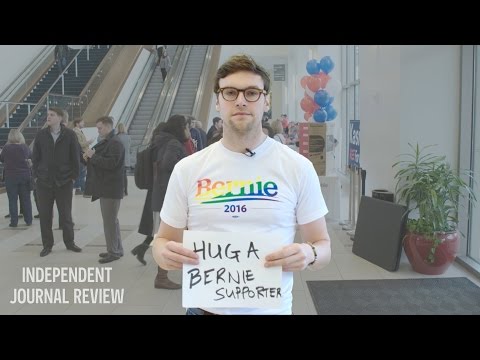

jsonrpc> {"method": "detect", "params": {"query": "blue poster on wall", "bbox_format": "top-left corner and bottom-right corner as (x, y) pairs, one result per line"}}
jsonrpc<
(349, 120), (360, 168)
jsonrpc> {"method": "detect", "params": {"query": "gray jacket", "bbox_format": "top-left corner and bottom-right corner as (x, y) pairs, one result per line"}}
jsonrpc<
(116, 132), (131, 167)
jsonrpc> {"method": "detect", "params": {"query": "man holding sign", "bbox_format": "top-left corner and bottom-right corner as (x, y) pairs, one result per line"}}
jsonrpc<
(152, 54), (331, 315)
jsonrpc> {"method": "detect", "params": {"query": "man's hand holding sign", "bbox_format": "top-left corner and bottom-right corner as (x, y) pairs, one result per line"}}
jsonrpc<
(182, 231), (282, 308)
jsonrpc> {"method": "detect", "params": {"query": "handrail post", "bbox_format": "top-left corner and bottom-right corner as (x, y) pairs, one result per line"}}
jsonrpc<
(6, 103), (9, 127)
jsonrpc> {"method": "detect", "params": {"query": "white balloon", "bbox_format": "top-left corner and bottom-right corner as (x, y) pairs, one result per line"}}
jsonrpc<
(325, 79), (342, 96)
(304, 88), (315, 99)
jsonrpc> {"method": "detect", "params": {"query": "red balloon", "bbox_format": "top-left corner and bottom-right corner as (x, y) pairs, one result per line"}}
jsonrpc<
(300, 96), (316, 113)
(300, 76), (309, 89)
(304, 112), (312, 121)
(307, 76), (322, 92)
(313, 72), (331, 89)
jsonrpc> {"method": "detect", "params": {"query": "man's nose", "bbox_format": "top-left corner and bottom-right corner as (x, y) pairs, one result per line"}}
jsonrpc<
(235, 91), (248, 106)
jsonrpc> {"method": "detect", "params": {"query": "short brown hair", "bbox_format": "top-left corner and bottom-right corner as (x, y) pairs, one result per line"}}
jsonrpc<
(48, 107), (64, 119)
(73, 118), (83, 127)
(214, 54), (271, 95)
(96, 116), (114, 127)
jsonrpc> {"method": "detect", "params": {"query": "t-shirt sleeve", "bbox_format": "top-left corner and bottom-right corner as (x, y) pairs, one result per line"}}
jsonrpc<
(296, 161), (328, 225)
(160, 165), (188, 229)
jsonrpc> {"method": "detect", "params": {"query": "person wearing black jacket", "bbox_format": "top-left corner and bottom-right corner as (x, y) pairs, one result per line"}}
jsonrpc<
(32, 107), (81, 257)
(84, 116), (125, 264)
(131, 114), (187, 289)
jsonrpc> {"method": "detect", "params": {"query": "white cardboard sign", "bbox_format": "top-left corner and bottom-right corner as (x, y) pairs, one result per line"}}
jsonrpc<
(182, 230), (282, 308)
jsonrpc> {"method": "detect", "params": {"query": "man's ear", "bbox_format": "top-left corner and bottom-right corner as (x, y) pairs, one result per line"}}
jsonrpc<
(215, 100), (220, 112)
(264, 94), (271, 112)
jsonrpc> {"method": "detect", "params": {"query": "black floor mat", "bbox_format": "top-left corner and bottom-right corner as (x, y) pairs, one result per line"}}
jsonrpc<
(307, 277), (480, 314)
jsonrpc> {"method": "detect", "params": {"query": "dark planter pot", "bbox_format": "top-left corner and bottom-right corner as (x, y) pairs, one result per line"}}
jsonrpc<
(403, 230), (459, 275)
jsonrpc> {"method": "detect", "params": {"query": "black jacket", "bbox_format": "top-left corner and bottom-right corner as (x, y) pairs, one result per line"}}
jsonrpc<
(151, 132), (186, 212)
(86, 130), (125, 201)
(32, 125), (80, 188)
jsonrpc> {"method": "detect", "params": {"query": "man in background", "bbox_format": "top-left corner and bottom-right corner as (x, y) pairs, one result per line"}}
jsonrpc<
(32, 107), (81, 257)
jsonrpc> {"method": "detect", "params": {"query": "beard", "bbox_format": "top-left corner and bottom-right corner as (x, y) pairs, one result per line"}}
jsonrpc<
(226, 115), (257, 135)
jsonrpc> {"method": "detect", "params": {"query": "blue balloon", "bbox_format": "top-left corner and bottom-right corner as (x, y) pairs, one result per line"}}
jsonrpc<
(325, 105), (337, 121)
(319, 56), (335, 74)
(306, 59), (319, 75)
(314, 90), (330, 107)
(313, 108), (327, 122)
(324, 96), (334, 107)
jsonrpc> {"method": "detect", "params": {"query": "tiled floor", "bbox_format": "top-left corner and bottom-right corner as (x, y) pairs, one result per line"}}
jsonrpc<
(0, 178), (478, 315)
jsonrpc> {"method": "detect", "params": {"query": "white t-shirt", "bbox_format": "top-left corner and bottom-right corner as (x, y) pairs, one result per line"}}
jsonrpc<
(160, 136), (328, 315)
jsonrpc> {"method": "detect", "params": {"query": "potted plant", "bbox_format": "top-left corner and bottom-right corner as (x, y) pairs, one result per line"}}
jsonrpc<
(393, 143), (476, 275)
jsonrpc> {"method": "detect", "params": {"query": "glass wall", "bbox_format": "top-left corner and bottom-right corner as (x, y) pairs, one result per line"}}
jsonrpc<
(470, 47), (480, 265)
(340, 45), (359, 171)
(460, 45), (480, 269)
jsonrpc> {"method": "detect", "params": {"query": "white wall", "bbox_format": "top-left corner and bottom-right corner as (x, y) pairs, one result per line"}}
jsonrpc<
(0, 45), (46, 96)
(359, 45), (461, 197)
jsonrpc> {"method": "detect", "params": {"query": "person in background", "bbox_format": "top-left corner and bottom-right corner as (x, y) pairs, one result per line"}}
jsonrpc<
(72, 118), (94, 195)
(54, 45), (69, 74)
(152, 54), (331, 315)
(185, 115), (203, 152)
(261, 122), (274, 138)
(206, 127), (223, 147)
(271, 119), (287, 144)
(155, 45), (165, 65)
(132, 115), (188, 289)
(193, 120), (207, 149)
(0, 129), (33, 227)
(159, 47), (171, 81)
(206, 116), (223, 142)
(83, 116), (125, 264)
(280, 114), (290, 136)
(32, 107), (81, 257)
(116, 123), (131, 196)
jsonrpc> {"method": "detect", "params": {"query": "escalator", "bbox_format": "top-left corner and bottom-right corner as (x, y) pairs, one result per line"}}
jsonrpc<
(128, 46), (178, 150)
(169, 45), (208, 116)
(140, 45), (214, 148)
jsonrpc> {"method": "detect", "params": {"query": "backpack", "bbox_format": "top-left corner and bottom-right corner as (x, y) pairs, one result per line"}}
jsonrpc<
(134, 145), (155, 190)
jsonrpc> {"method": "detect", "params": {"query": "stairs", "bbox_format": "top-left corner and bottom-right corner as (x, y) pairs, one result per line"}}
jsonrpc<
(0, 46), (110, 146)
(0, 46), (111, 187)
(128, 45), (178, 166)
(169, 45), (208, 116)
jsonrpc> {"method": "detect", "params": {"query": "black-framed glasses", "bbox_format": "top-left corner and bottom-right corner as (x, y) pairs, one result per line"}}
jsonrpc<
(217, 87), (267, 102)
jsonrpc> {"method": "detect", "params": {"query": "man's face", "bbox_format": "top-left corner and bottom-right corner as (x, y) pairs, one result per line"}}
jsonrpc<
(216, 71), (270, 136)
(46, 111), (62, 127)
(215, 119), (223, 130)
(96, 122), (112, 138)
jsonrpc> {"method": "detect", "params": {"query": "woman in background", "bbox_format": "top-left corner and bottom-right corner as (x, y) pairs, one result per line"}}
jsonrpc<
(116, 123), (131, 196)
(0, 129), (33, 227)
(132, 114), (189, 289)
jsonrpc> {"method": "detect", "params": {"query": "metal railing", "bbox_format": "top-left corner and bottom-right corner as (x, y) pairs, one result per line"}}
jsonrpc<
(0, 101), (38, 128)
(18, 45), (120, 134)
(141, 45), (188, 146)
(0, 45), (54, 127)
(78, 45), (123, 109)
(0, 45), (54, 102)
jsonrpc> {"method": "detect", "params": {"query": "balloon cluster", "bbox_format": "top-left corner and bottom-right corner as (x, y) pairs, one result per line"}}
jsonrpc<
(300, 56), (342, 123)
